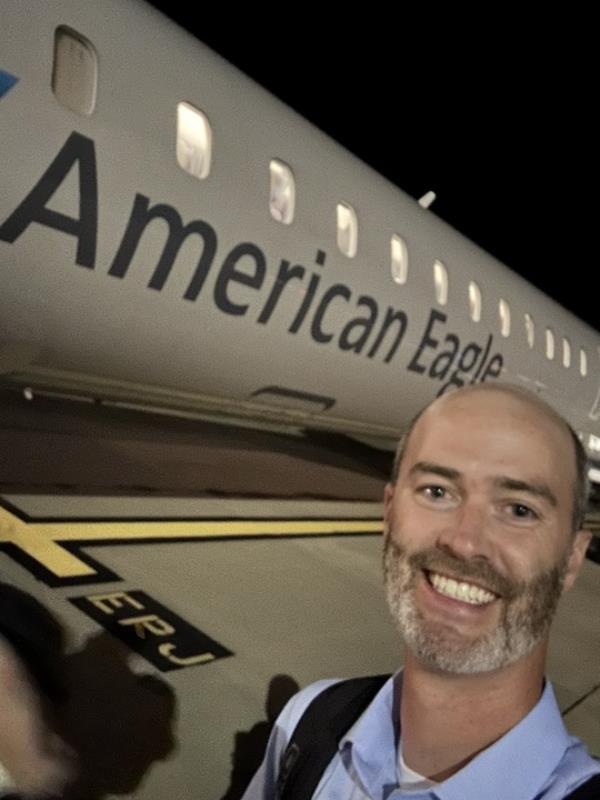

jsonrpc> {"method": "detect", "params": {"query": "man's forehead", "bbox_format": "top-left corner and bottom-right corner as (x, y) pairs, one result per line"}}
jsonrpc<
(401, 387), (575, 483)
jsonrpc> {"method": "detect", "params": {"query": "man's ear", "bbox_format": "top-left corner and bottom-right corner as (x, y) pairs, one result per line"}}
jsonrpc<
(383, 483), (395, 527)
(562, 530), (593, 593)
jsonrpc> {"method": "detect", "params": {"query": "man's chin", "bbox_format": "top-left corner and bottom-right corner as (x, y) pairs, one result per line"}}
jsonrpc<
(405, 634), (503, 675)
(389, 591), (510, 675)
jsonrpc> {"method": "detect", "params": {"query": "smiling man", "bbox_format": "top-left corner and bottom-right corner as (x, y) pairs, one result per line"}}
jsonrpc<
(242, 384), (600, 800)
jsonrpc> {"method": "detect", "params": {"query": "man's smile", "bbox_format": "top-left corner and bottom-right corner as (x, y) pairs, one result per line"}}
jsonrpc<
(424, 569), (498, 606)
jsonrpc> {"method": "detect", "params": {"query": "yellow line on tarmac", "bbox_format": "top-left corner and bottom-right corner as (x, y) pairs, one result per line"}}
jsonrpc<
(33, 518), (383, 541)
(0, 507), (97, 577)
(13, 528), (98, 577)
(0, 505), (382, 579)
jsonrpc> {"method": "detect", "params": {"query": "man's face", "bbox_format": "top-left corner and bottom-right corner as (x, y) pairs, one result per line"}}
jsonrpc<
(383, 390), (589, 674)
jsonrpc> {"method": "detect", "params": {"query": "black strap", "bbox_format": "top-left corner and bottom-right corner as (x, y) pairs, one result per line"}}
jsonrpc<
(276, 674), (390, 800)
(564, 771), (600, 799)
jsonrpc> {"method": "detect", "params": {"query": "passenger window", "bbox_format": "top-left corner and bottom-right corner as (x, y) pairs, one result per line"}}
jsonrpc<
(269, 160), (295, 224)
(391, 235), (408, 284)
(545, 328), (555, 360)
(562, 338), (571, 368)
(176, 102), (212, 179)
(418, 191), (436, 208)
(499, 299), (511, 337)
(336, 203), (358, 258)
(580, 348), (588, 376)
(433, 260), (448, 306)
(52, 27), (98, 115)
(469, 282), (481, 322)
(524, 313), (535, 349)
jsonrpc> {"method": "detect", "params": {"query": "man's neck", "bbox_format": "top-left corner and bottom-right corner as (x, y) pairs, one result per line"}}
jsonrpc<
(399, 646), (546, 782)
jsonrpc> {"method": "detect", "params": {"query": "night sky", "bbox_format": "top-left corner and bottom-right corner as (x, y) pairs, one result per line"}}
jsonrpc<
(147, 6), (596, 332)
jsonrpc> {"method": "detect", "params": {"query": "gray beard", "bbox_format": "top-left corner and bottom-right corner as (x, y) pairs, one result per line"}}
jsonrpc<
(383, 535), (567, 674)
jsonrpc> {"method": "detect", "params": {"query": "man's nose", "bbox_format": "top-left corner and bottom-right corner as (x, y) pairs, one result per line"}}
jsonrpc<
(435, 500), (491, 561)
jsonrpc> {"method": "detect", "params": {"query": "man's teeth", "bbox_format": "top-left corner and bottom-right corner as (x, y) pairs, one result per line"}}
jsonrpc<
(429, 572), (495, 605)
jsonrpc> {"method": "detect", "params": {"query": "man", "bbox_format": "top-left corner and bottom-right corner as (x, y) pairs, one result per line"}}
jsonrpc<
(242, 383), (600, 799)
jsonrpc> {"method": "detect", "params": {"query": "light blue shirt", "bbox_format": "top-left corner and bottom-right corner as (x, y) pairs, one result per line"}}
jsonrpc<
(241, 674), (600, 800)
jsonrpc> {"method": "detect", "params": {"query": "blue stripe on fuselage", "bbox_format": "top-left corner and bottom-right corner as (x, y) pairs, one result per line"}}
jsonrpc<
(0, 70), (19, 100)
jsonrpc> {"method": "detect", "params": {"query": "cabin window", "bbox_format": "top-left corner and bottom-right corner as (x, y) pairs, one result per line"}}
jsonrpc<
(524, 313), (535, 349)
(562, 337), (571, 368)
(433, 260), (448, 306)
(468, 282), (482, 322)
(545, 328), (555, 360)
(589, 434), (600, 454)
(269, 160), (295, 224)
(390, 235), (408, 284)
(580, 348), (588, 376)
(52, 27), (98, 115)
(176, 102), (212, 179)
(499, 299), (511, 337)
(336, 203), (358, 258)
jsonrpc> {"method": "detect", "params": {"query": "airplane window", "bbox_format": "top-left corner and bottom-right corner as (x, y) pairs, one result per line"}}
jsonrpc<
(545, 328), (555, 360)
(589, 434), (600, 453)
(524, 313), (535, 349)
(499, 299), (511, 337)
(562, 338), (571, 368)
(580, 348), (588, 377)
(468, 282), (482, 322)
(269, 160), (295, 224)
(176, 102), (212, 180)
(337, 203), (358, 258)
(391, 235), (408, 284)
(52, 27), (98, 116)
(433, 260), (448, 306)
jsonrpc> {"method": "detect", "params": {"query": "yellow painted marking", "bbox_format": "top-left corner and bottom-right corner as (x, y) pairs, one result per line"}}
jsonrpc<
(0, 507), (96, 578)
(34, 519), (382, 541)
(0, 505), (382, 579)
(159, 643), (216, 666)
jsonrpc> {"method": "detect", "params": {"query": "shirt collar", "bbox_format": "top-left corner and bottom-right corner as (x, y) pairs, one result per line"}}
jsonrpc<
(437, 681), (572, 800)
(339, 675), (572, 800)
(338, 673), (400, 794)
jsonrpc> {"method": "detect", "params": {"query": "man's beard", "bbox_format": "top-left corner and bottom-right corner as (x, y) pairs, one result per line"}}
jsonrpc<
(383, 533), (568, 674)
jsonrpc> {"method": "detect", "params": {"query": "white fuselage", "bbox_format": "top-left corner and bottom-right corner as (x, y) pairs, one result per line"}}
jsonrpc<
(1, 1), (599, 455)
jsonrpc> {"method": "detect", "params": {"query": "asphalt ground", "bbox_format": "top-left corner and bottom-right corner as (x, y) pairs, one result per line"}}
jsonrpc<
(0, 390), (598, 799)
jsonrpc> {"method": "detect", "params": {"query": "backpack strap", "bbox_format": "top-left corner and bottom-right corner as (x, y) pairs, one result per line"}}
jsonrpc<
(275, 674), (390, 800)
(564, 771), (600, 800)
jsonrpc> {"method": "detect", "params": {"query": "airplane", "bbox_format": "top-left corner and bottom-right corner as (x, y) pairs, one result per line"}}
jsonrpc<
(1, 0), (599, 465)
(1, 5), (599, 799)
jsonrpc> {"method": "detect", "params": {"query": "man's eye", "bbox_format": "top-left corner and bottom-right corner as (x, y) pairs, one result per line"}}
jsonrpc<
(509, 503), (538, 520)
(422, 486), (448, 500)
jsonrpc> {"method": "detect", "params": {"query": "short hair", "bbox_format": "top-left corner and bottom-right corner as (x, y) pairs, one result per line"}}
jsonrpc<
(390, 385), (590, 534)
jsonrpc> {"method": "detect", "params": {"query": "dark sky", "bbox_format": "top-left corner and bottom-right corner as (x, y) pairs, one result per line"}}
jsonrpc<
(147, 6), (595, 332)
